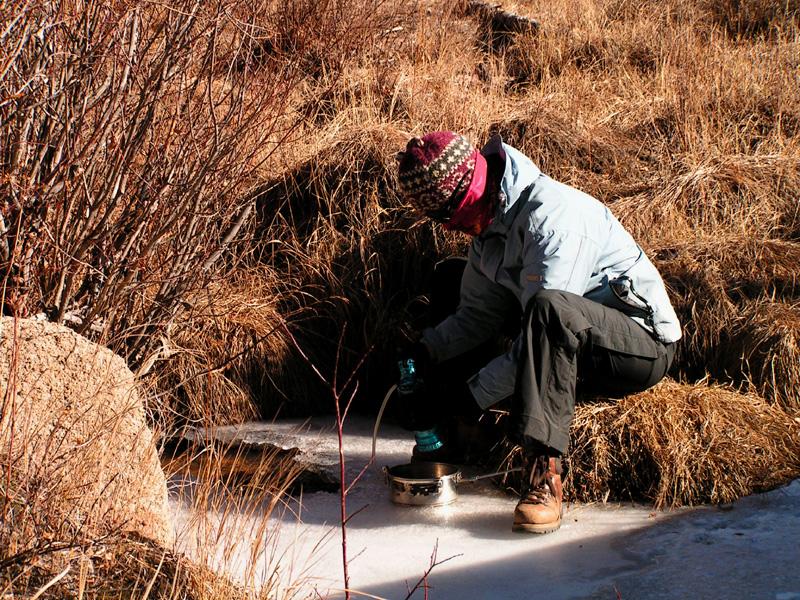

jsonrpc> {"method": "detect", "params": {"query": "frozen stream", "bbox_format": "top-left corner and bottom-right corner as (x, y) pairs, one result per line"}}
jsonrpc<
(168, 415), (800, 600)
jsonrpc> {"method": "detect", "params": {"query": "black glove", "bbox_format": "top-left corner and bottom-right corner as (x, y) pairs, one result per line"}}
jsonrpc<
(395, 384), (440, 432)
(397, 340), (433, 382)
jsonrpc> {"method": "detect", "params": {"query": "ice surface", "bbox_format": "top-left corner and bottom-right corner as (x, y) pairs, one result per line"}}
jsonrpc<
(168, 415), (800, 600)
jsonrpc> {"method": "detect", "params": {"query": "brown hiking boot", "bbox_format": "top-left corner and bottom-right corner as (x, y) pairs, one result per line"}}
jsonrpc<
(512, 455), (563, 534)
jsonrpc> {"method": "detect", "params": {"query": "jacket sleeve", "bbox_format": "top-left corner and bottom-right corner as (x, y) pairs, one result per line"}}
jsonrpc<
(420, 241), (518, 364)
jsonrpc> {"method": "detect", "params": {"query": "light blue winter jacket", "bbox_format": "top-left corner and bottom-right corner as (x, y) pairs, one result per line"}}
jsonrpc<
(420, 135), (682, 409)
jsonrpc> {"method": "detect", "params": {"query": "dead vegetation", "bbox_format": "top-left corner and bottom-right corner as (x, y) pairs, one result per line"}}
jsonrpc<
(226, 0), (800, 415)
(569, 380), (797, 507)
(3, 0), (800, 595)
(0, 0), (386, 372)
(490, 376), (800, 508)
(224, 0), (800, 507)
(0, 534), (245, 600)
(1, 417), (307, 599)
(653, 236), (800, 410)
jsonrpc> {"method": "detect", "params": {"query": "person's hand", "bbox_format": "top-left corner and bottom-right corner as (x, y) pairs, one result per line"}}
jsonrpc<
(397, 340), (433, 381)
(395, 385), (440, 432)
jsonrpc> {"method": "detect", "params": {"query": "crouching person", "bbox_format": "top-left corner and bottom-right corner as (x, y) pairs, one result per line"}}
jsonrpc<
(393, 131), (681, 534)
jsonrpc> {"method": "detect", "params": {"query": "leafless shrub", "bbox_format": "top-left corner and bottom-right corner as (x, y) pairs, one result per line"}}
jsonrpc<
(1, 0), (384, 375)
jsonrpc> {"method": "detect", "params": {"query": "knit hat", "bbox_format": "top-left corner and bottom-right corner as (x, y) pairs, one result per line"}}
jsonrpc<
(397, 132), (478, 222)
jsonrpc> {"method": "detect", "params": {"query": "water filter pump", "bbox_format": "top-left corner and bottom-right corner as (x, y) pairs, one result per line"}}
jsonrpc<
(397, 358), (444, 453)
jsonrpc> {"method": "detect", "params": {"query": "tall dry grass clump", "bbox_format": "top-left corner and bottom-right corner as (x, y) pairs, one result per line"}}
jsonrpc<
(144, 270), (290, 432)
(219, 0), (800, 504)
(495, 379), (800, 507)
(654, 236), (800, 409)
(247, 126), (470, 414)
(1, 434), (307, 599)
(567, 379), (800, 507)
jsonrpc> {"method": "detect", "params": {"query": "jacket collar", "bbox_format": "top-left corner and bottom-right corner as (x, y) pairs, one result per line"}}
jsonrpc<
(479, 135), (542, 237)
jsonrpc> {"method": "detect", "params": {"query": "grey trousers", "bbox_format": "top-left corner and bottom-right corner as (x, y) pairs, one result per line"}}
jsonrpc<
(509, 289), (675, 455)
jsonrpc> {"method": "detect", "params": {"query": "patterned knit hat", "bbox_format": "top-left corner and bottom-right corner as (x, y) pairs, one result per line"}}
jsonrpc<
(397, 132), (478, 222)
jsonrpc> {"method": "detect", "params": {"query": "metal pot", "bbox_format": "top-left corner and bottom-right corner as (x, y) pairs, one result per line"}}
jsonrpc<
(383, 462), (522, 506)
(384, 462), (461, 506)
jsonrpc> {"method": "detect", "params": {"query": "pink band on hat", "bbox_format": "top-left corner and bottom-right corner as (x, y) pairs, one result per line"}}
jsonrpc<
(462, 151), (487, 207)
(442, 152), (488, 233)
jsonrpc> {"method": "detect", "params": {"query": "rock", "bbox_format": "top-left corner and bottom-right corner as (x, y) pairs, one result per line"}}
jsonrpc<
(0, 316), (174, 548)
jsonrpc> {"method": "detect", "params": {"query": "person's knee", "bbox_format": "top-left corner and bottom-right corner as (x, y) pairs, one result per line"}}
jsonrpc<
(525, 289), (571, 324)
(524, 290), (593, 344)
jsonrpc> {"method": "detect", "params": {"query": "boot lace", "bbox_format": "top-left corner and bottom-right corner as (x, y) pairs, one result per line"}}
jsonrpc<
(519, 455), (554, 506)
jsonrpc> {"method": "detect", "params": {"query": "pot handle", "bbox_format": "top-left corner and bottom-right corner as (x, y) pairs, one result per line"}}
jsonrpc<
(460, 467), (522, 484)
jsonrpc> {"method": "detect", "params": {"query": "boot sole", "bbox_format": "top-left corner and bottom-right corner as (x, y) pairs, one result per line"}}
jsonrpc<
(511, 518), (562, 534)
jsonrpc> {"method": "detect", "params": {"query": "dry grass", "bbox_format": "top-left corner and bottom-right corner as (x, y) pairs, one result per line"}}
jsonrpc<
(651, 235), (800, 408)
(145, 269), (296, 430)
(160, 125), (471, 418)
(210, 0), (800, 418)
(496, 379), (800, 508)
(567, 379), (800, 508)
(151, 0), (800, 504)
(722, 299), (800, 411)
(4, 0), (800, 596)
(1, 534), (246, 600)
(612, 154), (800, 245)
